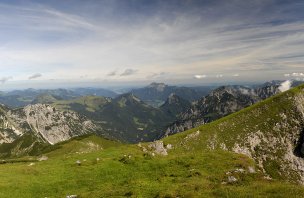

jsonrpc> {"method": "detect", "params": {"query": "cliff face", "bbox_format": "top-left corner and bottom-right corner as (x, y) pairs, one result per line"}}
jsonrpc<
(1, 104), (96, 145)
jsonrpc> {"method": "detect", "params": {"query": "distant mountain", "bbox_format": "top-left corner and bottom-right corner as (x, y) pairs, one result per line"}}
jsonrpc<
(130, 82), (213, 107)
(165, 80), (304, 136)
(0, 88), (117, 108)
(71, 87), (117, 98)
(160, 93), (191, 118)
(31, 93), (59, 104)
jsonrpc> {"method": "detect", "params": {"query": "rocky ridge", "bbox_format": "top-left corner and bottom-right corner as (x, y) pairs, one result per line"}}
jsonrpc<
(1, 104), (97, 145)
(165, 81), (303, 136)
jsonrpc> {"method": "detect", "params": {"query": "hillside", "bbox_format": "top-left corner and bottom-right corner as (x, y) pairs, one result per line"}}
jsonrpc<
(165, 81), (303, 135)
(0, 85), (303, 197)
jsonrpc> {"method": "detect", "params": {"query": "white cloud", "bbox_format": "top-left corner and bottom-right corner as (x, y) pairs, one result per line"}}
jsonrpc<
(194, 74), (207, 79)
(233, 74), (240, 77)
(216, 74), (223, 78)
(278, 80), (291, 92)
(291, 72), (304, 77)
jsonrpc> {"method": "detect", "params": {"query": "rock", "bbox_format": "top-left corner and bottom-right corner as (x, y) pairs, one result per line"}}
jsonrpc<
(76, 160), (81, 165)
(263, 175), (272, 180)
(166, 144), (173, 150)
(248, 166), (256, 173)
(185, 130), (200, 140)
(66, 195), (77, 198)
(38, 156), (48, 161)
(234, 168), (245, 173)
(148, 141), (168, 156)
(228, 176), (237, 183)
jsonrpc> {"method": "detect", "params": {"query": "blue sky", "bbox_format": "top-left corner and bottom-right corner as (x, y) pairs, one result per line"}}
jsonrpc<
(0, 0), (304, 89)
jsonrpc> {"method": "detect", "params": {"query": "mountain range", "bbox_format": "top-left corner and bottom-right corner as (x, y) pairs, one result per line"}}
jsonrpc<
(165, 80), (303, 136)
(0, 80), (302, 152)
(0, 82), (303, 197)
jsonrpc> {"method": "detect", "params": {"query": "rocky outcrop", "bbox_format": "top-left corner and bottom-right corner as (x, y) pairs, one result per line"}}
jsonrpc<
(0, 104), (98, 145)
(7, 104), (96, 144)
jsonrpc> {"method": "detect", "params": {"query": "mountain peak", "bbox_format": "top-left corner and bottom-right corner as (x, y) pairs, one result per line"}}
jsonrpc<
(148, 82), (167, 92)
(115, 93), (141, 103)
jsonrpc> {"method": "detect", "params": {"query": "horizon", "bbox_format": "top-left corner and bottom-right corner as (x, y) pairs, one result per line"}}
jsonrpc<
(0, 0), (303, 89)
(0, 79), (299, 92)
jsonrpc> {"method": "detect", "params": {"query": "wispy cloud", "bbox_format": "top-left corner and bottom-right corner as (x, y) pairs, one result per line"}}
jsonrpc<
(28, 73), (42, 79)
(107, 70), (117, 76)
(0, 1), (303, 85)
(0, 76), (13, 84)
(120, 69), (138, 76)
(148, 72), (168, 78)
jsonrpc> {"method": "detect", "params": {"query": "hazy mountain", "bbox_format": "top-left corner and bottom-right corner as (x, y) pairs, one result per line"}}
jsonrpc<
(0, 88), (117, 108)
(130, 82), (213, 107)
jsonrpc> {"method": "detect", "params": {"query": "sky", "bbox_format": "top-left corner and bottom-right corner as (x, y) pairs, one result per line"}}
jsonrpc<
(0, 0), (304, 89)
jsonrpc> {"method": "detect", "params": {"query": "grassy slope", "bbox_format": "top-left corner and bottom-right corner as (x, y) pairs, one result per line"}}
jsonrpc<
(0, 135), (303, 198)
(0, 86), (304, 197)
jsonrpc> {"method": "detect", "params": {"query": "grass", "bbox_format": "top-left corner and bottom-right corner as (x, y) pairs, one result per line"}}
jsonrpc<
(0, 135), (303, 197)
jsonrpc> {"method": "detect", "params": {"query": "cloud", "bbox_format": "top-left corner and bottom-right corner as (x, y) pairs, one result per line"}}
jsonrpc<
(148, 72), (168, 78)
(0, 1), (303, 84)
(107, 71), (117, 76)
(233, 74), (240, 77)
(120, 69), (138, 76)
(284, 72), (304, 78)
(0, 76), (12, 84)
(194, 74), (207, 79)
(216, 74), (223, 78)
(278, 80), (291, 92)
(28, 73), (42, 80)
(291, 72), (304, 77)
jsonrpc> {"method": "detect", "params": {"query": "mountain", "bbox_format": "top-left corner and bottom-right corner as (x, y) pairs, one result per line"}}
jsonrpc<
(0, 84), (304, 197)
(54, 93), (174, 143)
(0, 88), (117, 108)
(160, 93), (191, 117)
(165, 81), (303, 136)
(70, 87), (117, 98)
(130, 82), (213, 107)
(0, 103), (98, 158)
(31, 93), (59, 104)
